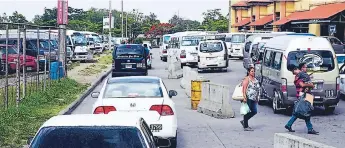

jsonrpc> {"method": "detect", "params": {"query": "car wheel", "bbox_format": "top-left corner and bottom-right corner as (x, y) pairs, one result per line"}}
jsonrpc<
(325, 106), (335, 114)
(181, 63), (186, 69)
(272, 91), (280, 114)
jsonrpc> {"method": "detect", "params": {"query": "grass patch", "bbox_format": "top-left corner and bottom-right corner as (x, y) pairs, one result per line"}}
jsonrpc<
(67, 61), (80, 71)
(0, 78), (87, 148)
(98, 53), (112, 65)
(78, 64), (103, 76)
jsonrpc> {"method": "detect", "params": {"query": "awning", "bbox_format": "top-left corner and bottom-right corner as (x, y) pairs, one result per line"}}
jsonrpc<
(232, 18), (251, 27)
(272, 2), (345, 26)
(248, 15), (273, 26)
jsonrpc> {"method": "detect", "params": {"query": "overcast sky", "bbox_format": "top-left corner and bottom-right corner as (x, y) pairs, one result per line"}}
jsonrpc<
(0, 0), (229, 23)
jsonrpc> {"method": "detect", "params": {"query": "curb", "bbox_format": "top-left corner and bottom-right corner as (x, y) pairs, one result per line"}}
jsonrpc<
(58, 69), (112, 115)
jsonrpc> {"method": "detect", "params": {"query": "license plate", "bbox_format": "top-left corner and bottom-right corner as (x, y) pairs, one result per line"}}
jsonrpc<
(150, 124), (162, 132)
(125, 64), (132, 68)
(26, 67), (32, 71)
(207, 57), (214, 60)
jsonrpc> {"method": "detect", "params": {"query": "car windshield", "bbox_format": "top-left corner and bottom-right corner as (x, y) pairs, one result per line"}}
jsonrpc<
(181, 40), (198, 46)
(72, 34), (87, 46)
(0, 46), (18, 54)
(93, 36), (102, 43)
(30, 126), (145, 148)
(231, 34), (245, 43)
(50, 40), (58, 47)
(225, 37), (231, 42)
(163, 36), (171, 44)
(200, 42), (223, 52)
(115, 45), (144, 58)
(104, 82), (163, 98)
(287, 50), (335, 72)
(39, 40), (51, 49)
(337, 55), (345, 65)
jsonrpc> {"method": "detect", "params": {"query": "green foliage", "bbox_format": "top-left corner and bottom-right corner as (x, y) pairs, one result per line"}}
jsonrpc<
(0, 79), (87, 147)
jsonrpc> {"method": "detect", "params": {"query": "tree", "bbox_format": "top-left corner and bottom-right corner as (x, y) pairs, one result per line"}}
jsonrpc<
(201, 9), (228, 32)
(145, 23), (174, 38)
(8, 11), (28, 23)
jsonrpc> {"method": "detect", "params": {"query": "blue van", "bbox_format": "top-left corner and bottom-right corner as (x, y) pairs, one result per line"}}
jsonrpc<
(112, 44), (148, 77)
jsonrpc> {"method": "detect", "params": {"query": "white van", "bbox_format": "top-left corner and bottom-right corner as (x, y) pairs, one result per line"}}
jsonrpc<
(160, 34), (173, 62)
(197, 40), (228, 72)
(258, 35), (340, 114)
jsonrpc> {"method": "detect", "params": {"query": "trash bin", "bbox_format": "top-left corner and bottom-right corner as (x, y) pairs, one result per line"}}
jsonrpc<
(50, 61), (64, 80)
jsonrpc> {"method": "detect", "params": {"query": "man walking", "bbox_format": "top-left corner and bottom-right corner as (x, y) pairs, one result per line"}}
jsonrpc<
(284, 63), (319, 135)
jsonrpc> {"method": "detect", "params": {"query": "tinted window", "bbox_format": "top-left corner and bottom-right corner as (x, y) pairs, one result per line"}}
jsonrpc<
(336, 55), (345, 65)
(115, 45), (144, 58)
(30, 126), (146, 148)
(231, 34), (245, 43)
(200, 42), (223, 52)
(181, 40), (198, 46)
(225, 37), (231, 42)
(264, 50), (272, 67)
(287, 50), (335, 72)
(163, 36), (171, 44)
(103, 82), (163, 98)
(0, 46), (18, 54)
(273, 52), (282, 70)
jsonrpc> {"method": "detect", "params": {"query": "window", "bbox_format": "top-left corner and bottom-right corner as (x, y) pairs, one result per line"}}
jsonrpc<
(264, 50), (272, 67)
(103, 82), (163, 98)
(26, 41), (35, 50)
(140, 120), (156, 148)
(287, 50), (335, 72)
(273, 52), (282, 70)
(200, 42), (223, 53)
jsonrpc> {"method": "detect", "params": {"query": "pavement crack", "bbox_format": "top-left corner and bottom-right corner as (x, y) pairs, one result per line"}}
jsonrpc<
(205, 121), (227, 148)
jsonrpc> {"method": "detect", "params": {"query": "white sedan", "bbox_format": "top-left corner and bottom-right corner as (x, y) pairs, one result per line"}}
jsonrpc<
(27, 114), (171, 148)
(91, 76), (178, 148)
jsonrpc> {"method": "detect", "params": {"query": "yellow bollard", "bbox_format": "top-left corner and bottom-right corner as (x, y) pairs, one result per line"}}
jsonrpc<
(191, 80), (209, 110)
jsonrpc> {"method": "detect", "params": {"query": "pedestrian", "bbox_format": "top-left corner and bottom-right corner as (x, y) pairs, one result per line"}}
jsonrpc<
(284, 64), (319, 135)
(240, 67), (260, 131)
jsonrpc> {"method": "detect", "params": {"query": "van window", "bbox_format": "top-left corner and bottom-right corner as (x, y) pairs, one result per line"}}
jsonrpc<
(225, 37), (231, 42)
(264, 50), (272, 67)
(273, 52), (282, 70)
(244, 42), (252, 52)
(287, 50), (335, 72)
(200, 42), (223, 53)
(231, 34), (245, 43)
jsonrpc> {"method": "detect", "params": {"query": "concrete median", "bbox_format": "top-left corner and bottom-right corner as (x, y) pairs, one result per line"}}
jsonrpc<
(179, 66), (201, 97)
(274, 133), (336, 148)
(167, 49), (182, 79)
(197, 82), (235, 119)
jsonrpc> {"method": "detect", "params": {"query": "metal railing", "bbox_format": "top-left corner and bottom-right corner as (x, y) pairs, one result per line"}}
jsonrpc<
(0, 22), (66, 110)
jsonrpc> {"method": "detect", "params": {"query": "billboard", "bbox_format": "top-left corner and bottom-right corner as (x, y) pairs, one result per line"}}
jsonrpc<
(57, 0), (68, 25)
(103, 16), (115, 30)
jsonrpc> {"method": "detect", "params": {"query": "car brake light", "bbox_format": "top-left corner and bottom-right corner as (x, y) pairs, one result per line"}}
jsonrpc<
(150, 105), (174, 116)
(93, 106), (116, 114)
(180, 50), (186, 58)
(281, 78), (287, 92)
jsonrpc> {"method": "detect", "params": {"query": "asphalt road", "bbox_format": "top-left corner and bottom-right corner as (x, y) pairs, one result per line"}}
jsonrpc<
(72, 48), (345, 148)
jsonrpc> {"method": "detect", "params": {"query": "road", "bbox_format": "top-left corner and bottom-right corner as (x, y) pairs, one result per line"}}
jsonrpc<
(72, 48), (345, 148)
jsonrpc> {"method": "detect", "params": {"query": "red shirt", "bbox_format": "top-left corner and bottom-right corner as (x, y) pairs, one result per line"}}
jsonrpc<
(294, 75), (303, 98)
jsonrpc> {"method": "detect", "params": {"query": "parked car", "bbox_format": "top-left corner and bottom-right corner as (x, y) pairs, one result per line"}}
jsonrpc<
(91, 76), (178, 147)
(0, 44), (37, 73)
(322, 36), (345, 54)
(27, 114), (171, 148)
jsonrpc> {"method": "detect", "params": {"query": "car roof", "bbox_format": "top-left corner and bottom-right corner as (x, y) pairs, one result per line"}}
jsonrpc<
(41, 114), (143, 128)
(107, 76), (161, 84)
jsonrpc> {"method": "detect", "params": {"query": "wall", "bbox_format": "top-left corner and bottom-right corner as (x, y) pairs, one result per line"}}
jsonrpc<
(260, 6), (268, 17)
(294, 0), (311, 11)
(267, 3), (274, 14)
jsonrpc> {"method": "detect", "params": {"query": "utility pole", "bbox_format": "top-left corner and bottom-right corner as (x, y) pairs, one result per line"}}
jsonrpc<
(109, 0), (112, 50)
(228, 0), (232, 33)
(121, 0), (124, 39)
(57, 0), (68, 77)
(125, 13), (128, 38)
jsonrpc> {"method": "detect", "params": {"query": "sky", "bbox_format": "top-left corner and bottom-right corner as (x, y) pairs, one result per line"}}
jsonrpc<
(0, 0), (229, 23)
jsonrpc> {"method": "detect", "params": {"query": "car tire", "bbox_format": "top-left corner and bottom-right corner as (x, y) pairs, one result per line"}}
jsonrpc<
(272, 91), (280, 114)
(181, 63), (186, 69)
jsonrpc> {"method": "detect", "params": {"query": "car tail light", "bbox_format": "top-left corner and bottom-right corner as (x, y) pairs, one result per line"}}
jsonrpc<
(150, 105), (174, 116)
(93, 106), (116, 114)
(180, 50), (186, 58)
(281, 78), (287, 92)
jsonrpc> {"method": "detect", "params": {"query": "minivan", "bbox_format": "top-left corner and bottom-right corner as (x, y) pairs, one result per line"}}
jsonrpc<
(257, 35), (340, 114)
(112, 44), (148, 77)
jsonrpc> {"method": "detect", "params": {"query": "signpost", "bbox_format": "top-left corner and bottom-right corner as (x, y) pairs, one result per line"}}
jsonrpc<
(57, 0), (68, 77)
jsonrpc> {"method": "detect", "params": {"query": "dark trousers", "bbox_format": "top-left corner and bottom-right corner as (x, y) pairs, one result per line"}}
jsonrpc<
(286, 115), (313, 131)
(243, 99), (257, 128)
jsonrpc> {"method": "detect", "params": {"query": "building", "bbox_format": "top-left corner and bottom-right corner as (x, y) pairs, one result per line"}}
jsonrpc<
(229, 0), (345, 41)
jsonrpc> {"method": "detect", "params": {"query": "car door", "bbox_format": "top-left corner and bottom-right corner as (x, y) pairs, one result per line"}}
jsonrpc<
(262, 50), (274, 99)
(140, 119), (157, 148)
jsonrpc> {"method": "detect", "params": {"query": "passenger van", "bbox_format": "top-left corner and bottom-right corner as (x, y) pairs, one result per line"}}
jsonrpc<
(259, 35), (340, 114)
(159, 34), (173, 62)
(243, 34), (282, 69)
(197, 40), (228, 72)
(112, 44), (148, 77)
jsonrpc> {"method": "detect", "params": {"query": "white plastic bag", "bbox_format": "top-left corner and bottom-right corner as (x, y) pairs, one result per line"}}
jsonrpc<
(240, 103), (251, 115)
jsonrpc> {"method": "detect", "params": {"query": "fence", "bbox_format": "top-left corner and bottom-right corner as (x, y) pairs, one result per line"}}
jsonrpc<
(0, 22), (67, 110)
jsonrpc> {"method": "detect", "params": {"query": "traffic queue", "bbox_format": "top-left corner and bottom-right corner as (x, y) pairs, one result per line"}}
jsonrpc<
(27, 43), (177, 148)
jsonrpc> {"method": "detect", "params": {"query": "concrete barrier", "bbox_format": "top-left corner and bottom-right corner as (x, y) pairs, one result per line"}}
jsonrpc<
(274, 133), (336, 148)
(167, 49), (182, 79)
(197, 82), (235, 118)
(180, 66), (189, 89)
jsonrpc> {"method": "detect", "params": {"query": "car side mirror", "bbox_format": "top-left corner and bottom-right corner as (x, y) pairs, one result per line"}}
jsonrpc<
(27, 137), (33, 145)
(168, 90), (178, 98)
(91, 92), (100, 98)
(196, 47), (198, 50)
(154, 136), (171, 147)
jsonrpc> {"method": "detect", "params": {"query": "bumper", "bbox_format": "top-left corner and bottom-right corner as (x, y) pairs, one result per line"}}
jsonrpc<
(230, 52), (243, 57)
(149, 116), (177, 138)
(282, 93), (340, 107)
(161, 54), (168, 58)
(112, 70), (147, 77)
(73, 55), (89, 60)
(198, 61), (227, 69)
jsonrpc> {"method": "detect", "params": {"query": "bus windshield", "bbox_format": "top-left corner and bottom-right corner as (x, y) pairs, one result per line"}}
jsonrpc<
(71, 34), (87, 46)
(231, 34), (245, 43)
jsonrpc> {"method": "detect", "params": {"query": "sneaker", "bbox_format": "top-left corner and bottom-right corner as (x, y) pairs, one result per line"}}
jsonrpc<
(285, 125), (295, 132)
(308, 129), (319, 135)
(244, 127), (254, 131)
